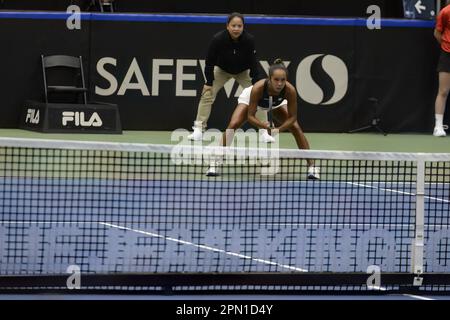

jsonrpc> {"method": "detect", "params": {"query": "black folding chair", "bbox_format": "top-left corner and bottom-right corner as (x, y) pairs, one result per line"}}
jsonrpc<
(95, 0), (115, 12)
(41, 55), (88, 104)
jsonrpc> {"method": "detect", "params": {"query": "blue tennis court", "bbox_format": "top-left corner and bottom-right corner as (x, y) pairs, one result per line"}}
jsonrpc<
(0, 138), (449, 296)
(0, 178), (449, 274)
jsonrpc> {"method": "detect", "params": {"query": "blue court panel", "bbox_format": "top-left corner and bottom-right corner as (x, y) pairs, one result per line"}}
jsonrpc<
(0, 177), (448, 275)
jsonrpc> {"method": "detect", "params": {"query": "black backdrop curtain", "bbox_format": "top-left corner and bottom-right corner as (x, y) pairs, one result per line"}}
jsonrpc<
(1, 0), (405, 18)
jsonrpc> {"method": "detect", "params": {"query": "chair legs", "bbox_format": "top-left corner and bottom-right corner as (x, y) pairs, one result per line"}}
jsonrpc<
(98, 0), (114, 12)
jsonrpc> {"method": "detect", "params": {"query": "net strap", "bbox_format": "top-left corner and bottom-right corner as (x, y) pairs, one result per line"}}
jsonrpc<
(412, 159), (425, 283)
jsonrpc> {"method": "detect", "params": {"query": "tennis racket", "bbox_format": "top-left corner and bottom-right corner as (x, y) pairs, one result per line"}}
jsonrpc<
(268, 96), (274, 129)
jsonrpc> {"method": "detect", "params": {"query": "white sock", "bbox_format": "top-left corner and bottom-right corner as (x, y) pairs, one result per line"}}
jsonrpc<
(434, 113), (444, 127)
(193, 121), (203, 130)
(435, 114), (444, 128)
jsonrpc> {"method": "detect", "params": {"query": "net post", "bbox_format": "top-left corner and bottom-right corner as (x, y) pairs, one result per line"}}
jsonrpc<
(412, 158), (425, 286)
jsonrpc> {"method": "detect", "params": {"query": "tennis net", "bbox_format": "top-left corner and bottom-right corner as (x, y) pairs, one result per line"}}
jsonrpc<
(0, 137), (449, 293)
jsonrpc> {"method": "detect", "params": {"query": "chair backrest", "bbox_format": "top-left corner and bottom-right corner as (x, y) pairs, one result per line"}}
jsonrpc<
(41, 54), (87, 104)
(42, 55), (82, 69)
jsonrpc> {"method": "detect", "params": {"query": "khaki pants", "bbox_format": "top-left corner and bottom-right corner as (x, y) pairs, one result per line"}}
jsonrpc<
(195, 67), (267, 129)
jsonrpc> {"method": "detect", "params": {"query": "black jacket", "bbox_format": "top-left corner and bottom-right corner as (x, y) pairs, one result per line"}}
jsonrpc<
(204, 30), (259, 86)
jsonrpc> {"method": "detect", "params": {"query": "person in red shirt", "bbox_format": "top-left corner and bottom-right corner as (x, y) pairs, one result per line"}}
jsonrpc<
(433, 0), (450, 136)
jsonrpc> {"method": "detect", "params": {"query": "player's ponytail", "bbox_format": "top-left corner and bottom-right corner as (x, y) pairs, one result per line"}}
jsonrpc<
(269, 58), (288, 78)
(273, 58), (284, 66)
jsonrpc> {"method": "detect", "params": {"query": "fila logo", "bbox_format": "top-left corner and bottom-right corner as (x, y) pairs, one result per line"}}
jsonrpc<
(25, 109), (40, 124)
(62, 111), (103, 127)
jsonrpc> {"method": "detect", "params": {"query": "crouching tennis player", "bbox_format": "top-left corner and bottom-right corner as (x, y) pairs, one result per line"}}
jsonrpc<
(206, 59), (320, 180)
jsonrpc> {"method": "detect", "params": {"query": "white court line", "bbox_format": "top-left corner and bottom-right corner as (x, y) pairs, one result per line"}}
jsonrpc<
(403, 294), (435, 301)
(367, 182), (450, 186)
(282, 180), (450, 185)
(99, 222), (308, 273)
(260, 223), (416, 228)
(347, 182), (450, 203)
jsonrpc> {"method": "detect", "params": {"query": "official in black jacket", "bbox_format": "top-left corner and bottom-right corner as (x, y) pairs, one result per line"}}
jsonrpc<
(188, 12), (272, 143)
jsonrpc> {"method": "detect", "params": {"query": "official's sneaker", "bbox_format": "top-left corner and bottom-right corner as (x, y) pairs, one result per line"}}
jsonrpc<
(260, 129), (275, 143)
(188, 127), (203, 141)
(433, 125), (448, 137)
(307, 166), (320, 180)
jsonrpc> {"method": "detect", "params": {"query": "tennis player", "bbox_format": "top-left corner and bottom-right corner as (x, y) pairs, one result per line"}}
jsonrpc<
(433, 0), (450, 137)
(187, 12), (274, 143)
(206, 59), (320, 180)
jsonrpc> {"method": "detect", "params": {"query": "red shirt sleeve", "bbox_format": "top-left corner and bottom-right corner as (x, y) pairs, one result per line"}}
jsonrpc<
(437, 9), (447, 32)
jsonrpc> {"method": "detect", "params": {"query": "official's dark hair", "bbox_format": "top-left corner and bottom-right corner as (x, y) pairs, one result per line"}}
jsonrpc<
(227, 12), (244, 25)
(269, 58), (288, 78)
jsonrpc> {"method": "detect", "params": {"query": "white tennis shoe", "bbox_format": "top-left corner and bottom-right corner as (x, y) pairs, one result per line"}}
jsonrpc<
(206, 158), (223, 177)
(206, 165), (219, 176)
(307, 166), (320, 180)
(433, 125), (448, 137)
(188, 121), (204, 141)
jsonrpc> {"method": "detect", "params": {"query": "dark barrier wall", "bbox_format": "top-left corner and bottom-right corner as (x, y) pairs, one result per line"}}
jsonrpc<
(89, 19), (356, 131)
(354, 26), (439, 132)
(0, 12), (90, 129)
(0, 12), (440, 132)
(1, 0), (405, 18)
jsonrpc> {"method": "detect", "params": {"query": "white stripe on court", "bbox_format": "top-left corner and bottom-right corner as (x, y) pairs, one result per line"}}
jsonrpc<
(403, 294), (435, 301)
(99, 222), (308, 273)
(260, 223), (416, 228)
(347, 182), (450, 203)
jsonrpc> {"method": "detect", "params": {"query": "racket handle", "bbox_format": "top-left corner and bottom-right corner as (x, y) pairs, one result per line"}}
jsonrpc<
(268, 96), (274, 129)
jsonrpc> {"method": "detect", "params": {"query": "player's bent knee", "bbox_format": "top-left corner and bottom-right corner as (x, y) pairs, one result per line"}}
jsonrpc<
(227, 122), (240, 130)
(290, 122), (302, 132)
